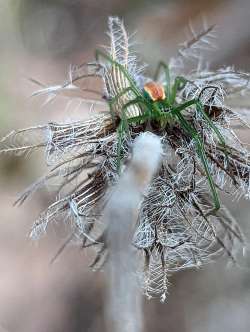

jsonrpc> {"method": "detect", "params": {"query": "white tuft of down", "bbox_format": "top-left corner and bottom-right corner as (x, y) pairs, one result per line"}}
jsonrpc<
(103, 132), (162, 332)
(131, 132), (163, 189)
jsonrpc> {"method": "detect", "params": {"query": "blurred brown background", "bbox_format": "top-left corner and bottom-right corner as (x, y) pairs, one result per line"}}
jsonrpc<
(0, 1), (250, 331)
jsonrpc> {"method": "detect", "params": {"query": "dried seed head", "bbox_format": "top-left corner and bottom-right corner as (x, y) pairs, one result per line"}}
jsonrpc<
(1, 16), (249, 301)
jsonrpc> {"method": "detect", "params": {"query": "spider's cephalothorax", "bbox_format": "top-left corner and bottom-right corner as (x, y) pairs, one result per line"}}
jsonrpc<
(143, 81), (166, 102)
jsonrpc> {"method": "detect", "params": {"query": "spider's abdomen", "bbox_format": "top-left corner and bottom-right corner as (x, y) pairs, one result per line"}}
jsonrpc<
(143, 82), (166, 101)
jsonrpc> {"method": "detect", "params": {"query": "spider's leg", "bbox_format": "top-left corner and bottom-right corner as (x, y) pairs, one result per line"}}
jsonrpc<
(96, 49), (144, 123)
(95, 50), (141, 96)
(171, 99), (228, 159)
(122, 96), (155, 120)
(173, 110), (220, 213)
(154, 61), (171, 100)
(154, 61), (170, 82)
(198, 85), (219, 106)
(108, 87), (138, 107)
(194, 100), (229, 165)
(169, 76), (187, 105)
(106, 86), (139, 123)
(171, 99), (198, 113)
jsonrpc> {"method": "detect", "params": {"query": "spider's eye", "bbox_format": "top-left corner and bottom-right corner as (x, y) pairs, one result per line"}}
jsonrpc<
(143, 82), (166, 101)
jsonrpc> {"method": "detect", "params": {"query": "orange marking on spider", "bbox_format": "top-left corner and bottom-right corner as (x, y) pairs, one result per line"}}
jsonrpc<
(143, 82), (166, 101)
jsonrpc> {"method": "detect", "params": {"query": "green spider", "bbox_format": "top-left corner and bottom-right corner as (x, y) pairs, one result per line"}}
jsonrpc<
(95, 50), (228, 213)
